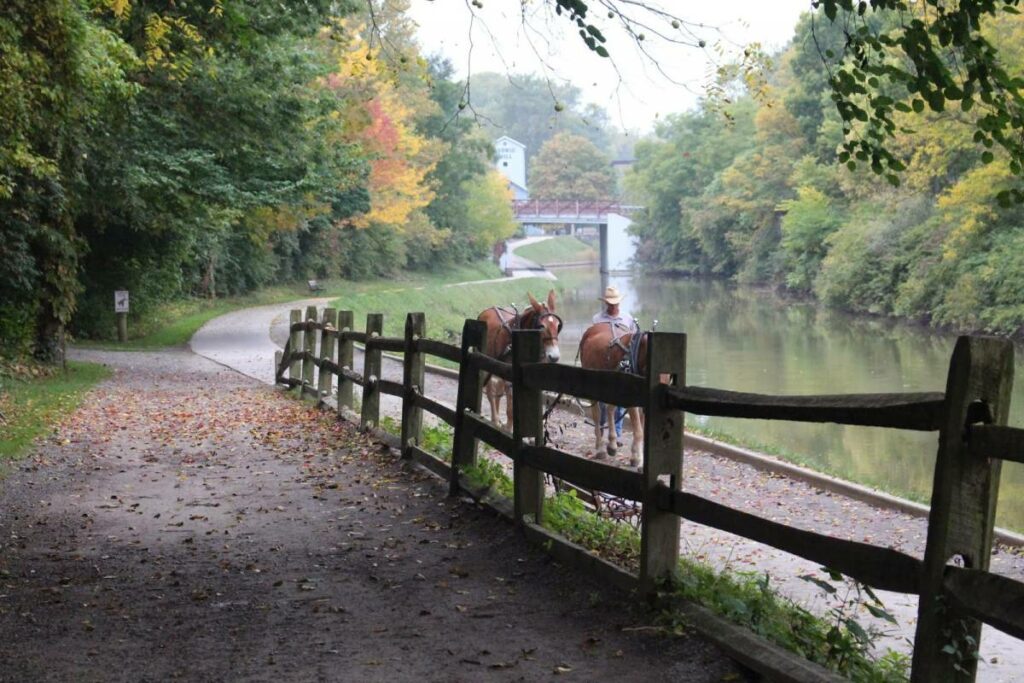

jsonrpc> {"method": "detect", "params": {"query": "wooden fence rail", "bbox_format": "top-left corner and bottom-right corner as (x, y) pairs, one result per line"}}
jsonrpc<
(274, 308), (1023, 682)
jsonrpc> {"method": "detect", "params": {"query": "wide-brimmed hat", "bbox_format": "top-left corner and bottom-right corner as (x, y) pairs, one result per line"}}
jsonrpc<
(599, 285), (623, 305)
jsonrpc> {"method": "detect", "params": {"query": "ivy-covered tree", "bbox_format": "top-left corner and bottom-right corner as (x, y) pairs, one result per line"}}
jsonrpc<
(0, 0), (135, 359)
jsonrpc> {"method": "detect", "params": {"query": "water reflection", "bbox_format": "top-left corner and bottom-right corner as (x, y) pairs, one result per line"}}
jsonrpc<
(555, 269), (1024, 530)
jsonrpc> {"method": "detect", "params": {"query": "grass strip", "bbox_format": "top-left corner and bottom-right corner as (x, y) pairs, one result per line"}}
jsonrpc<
(0, 361), (111, 463)
(329, 273), (569, 342)
(514, 236), (597, 265)
(459, 459), (908, 682)
(74, 261), (506, 350)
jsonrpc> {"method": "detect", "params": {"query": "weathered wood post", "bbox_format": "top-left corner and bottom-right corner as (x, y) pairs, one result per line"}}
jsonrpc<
(317, 308), (337, 405)
(336, 310), (355, 414)
(512, 330), (544, 525)
(360, 313), (384, 431)
(288, 309), (302, 386)
(451, 319), (488, 495)
(302, 304), (318, 391)
(639, 332), (686, 597)
(401, 313), (426, 459)
(911, 335), (1014, 682)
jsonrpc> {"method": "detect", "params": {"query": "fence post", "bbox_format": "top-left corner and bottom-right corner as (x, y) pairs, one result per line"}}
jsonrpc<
(911, 335), (1014, 683)
(317, 308), (337, 405)
(512, 330), (544, 525)
(639, 332), (686, 597)
(336, 310), (355, 413)
(302, 304), (318, 391)
(360, 313), (383, 431)
(401, 312), (426, 459)
(288, 309), (302, 386)
(451, 319), (488, 495)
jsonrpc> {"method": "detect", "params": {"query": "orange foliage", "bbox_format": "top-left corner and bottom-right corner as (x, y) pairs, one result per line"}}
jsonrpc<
(324, 25), (440, 230)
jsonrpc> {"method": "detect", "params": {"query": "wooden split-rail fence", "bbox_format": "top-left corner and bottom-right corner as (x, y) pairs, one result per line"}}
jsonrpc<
(274, 305), (1024, 682)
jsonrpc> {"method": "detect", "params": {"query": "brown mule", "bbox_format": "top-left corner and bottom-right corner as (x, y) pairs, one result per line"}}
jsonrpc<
(578, 321), (650, 467)
(477, 290), (562, 429)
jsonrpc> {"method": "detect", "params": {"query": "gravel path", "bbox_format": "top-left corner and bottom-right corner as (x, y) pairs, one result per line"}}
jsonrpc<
(207, 296), (1024, 681)
(0, 348), (744, 682)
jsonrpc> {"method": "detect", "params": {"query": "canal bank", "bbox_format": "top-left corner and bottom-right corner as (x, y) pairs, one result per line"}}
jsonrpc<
(549, 270), (1024, 533)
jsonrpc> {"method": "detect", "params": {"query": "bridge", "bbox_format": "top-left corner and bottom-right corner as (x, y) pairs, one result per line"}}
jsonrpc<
(508, 199), (643, 287)
(512, 199), (642, 225)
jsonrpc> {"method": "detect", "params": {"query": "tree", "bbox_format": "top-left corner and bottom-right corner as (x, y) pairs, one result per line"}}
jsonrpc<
(462, 170), (518, 247)
(456, 72), (612, 161)
(779, 186), (843, 291)
(0, 0), (134, 359)
(432, 1), (1024, 196)
(529, 132), (616, 201)
(419, 59), (513, 265)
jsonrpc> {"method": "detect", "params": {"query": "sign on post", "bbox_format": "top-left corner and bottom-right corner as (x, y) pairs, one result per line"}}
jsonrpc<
(114, 290), (129, 342)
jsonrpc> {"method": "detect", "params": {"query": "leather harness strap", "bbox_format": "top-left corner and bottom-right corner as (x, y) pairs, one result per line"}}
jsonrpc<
(490, 305), (563, 361)
(605, 321), (645, 375)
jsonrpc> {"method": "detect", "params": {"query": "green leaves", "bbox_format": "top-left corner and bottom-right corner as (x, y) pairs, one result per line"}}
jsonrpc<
(814, 0), (1024, 197)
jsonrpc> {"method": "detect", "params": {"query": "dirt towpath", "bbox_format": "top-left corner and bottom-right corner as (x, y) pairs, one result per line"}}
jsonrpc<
(0, 348), (745, 682)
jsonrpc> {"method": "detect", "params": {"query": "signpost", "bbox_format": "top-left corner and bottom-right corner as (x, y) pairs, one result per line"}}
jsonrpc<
(114, 290), (129, 342)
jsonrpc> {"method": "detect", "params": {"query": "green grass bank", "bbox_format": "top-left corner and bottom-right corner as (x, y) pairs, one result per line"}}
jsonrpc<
(514, 236), (597, 266)
(75, 262), (513, 351)
(0, 361), (111, 464)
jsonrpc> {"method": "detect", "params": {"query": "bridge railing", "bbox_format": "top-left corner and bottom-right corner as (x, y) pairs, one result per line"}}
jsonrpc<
(275, 308), (1023, 682)
(512, 198), (639, 218)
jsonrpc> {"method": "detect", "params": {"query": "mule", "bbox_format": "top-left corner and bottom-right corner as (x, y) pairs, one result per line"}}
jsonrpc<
(477, 290), (562, 429)
(578, 321), (650, 467)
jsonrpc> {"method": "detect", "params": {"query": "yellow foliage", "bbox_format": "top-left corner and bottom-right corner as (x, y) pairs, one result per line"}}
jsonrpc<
(142, 14), (204, 79)
(246, 199), (331, 244)
(754, 91), (803, 148)
(327, 22), (440, 231)
(108, 0), (131, 18)
(937, 161), (1014, 261)
(463, 170), (517, 246)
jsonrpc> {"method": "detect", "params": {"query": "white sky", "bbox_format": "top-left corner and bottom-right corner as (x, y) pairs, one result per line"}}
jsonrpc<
(407, 0), (812, 133)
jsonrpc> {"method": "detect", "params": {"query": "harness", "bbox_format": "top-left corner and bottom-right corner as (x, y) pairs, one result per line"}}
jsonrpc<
(605, 320), (644, 375)
(489, 304), (563, 360)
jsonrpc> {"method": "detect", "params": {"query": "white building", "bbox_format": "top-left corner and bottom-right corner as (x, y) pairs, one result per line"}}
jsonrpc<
(493, 136), (529, 200)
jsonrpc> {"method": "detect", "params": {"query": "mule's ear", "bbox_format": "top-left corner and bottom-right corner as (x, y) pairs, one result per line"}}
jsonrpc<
(527, 291), (542, 311)
(546, 289), (556, 311)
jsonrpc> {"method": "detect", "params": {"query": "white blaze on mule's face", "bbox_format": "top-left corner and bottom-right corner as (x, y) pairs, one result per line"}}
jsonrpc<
(544, 288), (561, 362)
(527, 289), (561, 363)
(544, 335), (561, 362)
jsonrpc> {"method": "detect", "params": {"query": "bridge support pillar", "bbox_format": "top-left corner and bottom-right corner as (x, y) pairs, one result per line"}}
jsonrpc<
(599, 222), (609, 293)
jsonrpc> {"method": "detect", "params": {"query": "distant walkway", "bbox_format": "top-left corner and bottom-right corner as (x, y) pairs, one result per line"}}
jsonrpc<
(503, 236), (557, 277)
(189, 296), (332, 385)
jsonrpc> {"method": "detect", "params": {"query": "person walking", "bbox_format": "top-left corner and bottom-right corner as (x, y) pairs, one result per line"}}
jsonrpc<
(592, 285), (632, 327)
(593, 285), (635, 443)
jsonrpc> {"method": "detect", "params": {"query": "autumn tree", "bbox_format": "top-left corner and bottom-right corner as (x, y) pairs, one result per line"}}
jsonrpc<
(529, 133), (616, 201)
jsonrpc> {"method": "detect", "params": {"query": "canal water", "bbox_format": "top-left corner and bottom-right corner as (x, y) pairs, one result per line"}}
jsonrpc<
(553, 269), (1024, 531)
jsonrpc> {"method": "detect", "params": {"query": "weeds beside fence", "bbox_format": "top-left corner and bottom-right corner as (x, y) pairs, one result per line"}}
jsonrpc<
(275, 307), (1024, 683)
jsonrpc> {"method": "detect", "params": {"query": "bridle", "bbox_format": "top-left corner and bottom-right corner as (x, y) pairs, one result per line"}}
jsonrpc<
(492, 305), (562, 357)
(533, 309), (563, 346)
